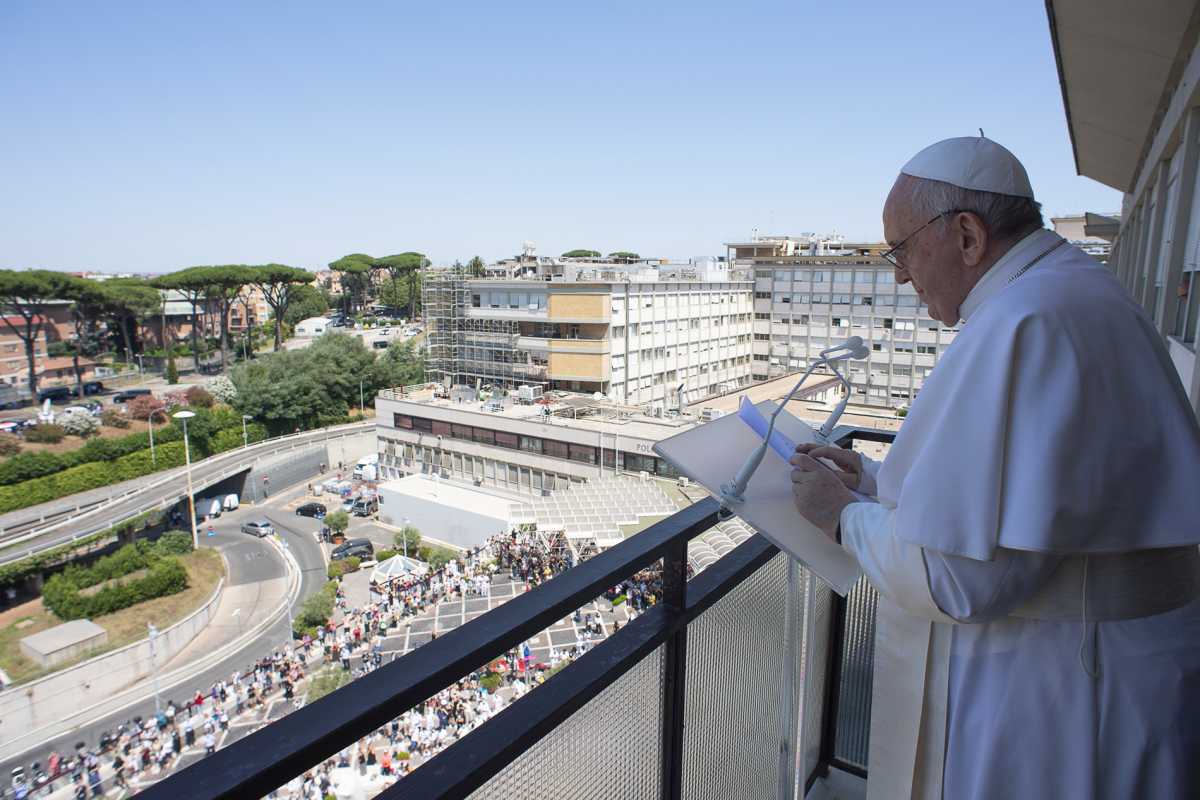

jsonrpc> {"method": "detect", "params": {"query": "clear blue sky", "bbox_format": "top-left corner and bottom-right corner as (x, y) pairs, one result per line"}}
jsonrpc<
(0, 1), (1121, 273)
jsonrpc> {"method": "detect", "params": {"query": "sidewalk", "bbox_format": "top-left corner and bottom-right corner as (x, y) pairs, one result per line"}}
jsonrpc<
(159, 575), (289, 675)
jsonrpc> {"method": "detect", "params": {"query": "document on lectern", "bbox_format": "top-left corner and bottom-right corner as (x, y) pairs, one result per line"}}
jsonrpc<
(653, 398), (864, 595)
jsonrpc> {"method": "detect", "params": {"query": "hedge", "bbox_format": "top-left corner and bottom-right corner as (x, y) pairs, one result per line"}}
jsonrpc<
(0, 510), (159, 588)
(0, 421), (269, 515)
(55, 532), (193, 590)
(327, 556), (361, 580)
(293, 579), (339, 639)
(42, 557), (189, 620)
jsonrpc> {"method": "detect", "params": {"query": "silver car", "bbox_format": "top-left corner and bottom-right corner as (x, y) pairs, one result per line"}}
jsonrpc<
(241, 520), (274, 538)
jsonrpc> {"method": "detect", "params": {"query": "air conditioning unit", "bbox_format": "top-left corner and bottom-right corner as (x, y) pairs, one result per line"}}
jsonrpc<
(677, 476), (690, 488)
(639, 471), (650, 481)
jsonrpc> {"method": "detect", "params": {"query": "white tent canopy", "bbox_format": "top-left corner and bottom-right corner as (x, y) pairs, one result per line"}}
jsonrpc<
(370, 554), (429, 585)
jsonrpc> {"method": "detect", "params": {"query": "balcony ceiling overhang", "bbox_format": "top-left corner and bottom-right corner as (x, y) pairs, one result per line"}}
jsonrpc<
(1046, 0), (1199, 192)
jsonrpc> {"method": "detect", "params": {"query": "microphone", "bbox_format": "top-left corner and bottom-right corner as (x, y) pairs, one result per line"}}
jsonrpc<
(720, 336), (868, 506)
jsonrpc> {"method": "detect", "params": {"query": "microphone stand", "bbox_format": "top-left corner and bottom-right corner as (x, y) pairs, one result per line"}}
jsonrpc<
(720, 337), (866, 507)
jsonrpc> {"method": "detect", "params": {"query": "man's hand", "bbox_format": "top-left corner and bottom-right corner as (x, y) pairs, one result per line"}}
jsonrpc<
(789, 452), (857, 543)
(793, 443), (864, 491)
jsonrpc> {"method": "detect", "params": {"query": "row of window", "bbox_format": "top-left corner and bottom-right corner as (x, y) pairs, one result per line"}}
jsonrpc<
(611, 315), (751, 337)
(754, 269), (896, 285)
(754, 292), (921, 308)
(392, 414), (681, 476)
(472, 291), (549, 310)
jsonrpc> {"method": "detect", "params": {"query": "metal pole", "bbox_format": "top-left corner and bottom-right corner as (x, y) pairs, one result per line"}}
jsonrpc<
(359, 377), (364, 414)
(148, 412), (157, 467)
(183, 419), (198, 550)
(242, 416), (248, 449)
(403, 517), (409, 559)
(148, 623), (162, 715)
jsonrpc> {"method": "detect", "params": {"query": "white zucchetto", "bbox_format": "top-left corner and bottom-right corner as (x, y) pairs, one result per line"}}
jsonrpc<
(900, 136), (1034, 199)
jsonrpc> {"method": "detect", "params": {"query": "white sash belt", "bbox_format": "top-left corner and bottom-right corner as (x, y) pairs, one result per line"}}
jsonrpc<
(1011, 546), (1200, 622)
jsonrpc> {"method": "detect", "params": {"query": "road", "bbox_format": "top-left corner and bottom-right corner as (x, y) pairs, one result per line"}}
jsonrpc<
(0, 421), (372, 565)
(0, 501), (328, 777)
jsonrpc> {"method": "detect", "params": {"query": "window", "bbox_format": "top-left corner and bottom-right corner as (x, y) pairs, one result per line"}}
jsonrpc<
(544, 440), (570, 459)
(394, 414), (414, 430)
(917, 345), (936, 355)
(472, 428), (495, 445)
(755, 292), (771, 300)
(412, 417), (433, 433)
(755, 312), (770, 320)
(494, 432), (519, 449)
(755, 269), (772, 278)
(834, 270), (853, 283)
(432, 421), (452, 437)
(780, 296), (791, 304)
(519, 435), (542, 454)
(832, 294), (851, 304)
(811, 271), (826, 282)
(568, 444), (596, 464)
(793, 269), (811, 281)
(451, 424), (473, 440)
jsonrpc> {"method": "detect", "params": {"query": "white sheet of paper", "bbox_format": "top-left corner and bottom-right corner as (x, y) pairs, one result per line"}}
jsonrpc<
(653, 400), (863, 595)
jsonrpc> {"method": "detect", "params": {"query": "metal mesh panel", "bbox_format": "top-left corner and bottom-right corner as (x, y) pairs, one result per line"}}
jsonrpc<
(681, 551), (791, 800)
(833, 578), (878, 769)
(800, 573), (834, 788)
(467, 644), (665, 799)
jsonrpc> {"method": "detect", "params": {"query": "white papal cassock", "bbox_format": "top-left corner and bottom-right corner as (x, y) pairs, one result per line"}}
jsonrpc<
(838, 229), (1200, 799)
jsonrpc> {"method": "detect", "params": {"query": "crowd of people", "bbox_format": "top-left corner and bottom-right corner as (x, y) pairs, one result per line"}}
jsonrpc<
(19, 526), (668, 798)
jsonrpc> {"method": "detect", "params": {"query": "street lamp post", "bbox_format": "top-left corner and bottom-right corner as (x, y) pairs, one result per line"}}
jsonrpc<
(174, 410), (199, 550)
(148, 408), (169, 467)
(147, 622), (162, 715)
(359, 377), (365, 414)
(242, 414), (253, 449)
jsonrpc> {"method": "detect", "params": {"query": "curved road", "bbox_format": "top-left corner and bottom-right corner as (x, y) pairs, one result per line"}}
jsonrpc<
(0, 422), (371, 565)
(0, 505), (327, 777)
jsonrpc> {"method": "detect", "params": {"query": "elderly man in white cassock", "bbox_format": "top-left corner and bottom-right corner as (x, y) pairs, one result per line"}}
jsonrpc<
(789, 136), (1200, 800)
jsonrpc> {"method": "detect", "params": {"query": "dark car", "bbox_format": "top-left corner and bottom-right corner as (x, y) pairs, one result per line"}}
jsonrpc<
(295, 502), (327, 518)
(112, 388), (152, 403)
(37, 386), (72, 404)
(330, 538), (374, 561)
(82, 380), (105, 395)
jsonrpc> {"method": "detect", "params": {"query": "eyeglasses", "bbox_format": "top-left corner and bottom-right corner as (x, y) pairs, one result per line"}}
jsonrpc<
(881, 209), (964, 270)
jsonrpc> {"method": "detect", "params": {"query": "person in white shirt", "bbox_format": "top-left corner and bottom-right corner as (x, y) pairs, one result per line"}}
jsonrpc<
(789, 136), (1200, 800)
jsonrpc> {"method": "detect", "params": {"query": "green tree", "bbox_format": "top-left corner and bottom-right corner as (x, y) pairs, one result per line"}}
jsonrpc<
(166, 352), (179, 384)
(62, 277), (109, 398)
(467, 255), (486, 277)
(607, 251), (641, 261)
(325, 509), (350, 538)
(250, 264), (316, 351)
(374, 252), (427, 321)
(152, 268), (214, 369)
(100, 278), (161, 364)
(329, 255), (374, 316)
(0, 269), (74, 398)
(370, 339), (425, 395)
(201, 265), (257, 373)
(283, 284), (329, 327)
(393, 524), (421, 556)
(561, 249), (601, 258)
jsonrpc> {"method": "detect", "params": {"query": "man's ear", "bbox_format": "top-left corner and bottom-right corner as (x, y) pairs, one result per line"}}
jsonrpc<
(955, 211), (989, 267)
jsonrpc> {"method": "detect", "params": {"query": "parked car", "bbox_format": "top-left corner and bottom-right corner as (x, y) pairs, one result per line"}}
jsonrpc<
(37, 386), (72, 404)
(82, 380), (105, 395)
(330, 538), (374, 561)
(295, 502), (326, 518)
(352, 497), (378, 517)
(112, 388), (152, 403)
(0, 419), (25, 434)
(240, 520), (274, 538)
(372, 340), (389, 349)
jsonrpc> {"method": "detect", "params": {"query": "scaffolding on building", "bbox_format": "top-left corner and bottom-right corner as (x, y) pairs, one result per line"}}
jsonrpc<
(423, 268), (550, 393)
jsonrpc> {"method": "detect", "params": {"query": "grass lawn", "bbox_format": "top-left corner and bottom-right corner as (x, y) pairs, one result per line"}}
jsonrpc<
(0, 547), (225, 686)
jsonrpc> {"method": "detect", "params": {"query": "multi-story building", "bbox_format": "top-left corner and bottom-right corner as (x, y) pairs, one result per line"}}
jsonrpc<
(1048, 0), (1200, 415)
(1050, 213), (1118, 261)
(727, 234), (948, 408)
(424, 260), (753, 410)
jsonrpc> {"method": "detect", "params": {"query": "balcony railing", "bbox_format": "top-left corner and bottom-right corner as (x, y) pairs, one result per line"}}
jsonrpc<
(142, 426), (892, 800)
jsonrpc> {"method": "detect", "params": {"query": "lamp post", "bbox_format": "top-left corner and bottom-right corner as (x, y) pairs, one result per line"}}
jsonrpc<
(174, 410), (199, 550)
(242, 414), (253, 449)
(147, 622), (162, 715)
(402, 517), (410, 559)
(359, 377), (365, 414)
(147, 408), (169, 467)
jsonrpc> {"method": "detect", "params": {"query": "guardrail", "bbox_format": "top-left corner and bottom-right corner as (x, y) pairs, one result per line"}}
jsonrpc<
(0, 421), (374, 564)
